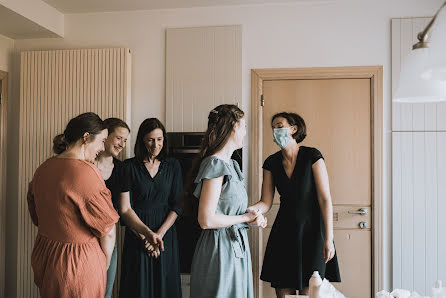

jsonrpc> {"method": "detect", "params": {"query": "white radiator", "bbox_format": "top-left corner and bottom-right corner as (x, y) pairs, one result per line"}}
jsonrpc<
(18, 48), (131, 298)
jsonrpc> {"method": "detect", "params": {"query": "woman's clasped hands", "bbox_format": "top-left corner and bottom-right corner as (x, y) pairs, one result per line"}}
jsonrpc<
(139, 230), (164, 259)
(246, 208), (267, 228)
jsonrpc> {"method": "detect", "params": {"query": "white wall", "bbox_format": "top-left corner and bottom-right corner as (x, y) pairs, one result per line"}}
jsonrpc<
(9, 0), (445, 293)
(0, 34), (13, 71)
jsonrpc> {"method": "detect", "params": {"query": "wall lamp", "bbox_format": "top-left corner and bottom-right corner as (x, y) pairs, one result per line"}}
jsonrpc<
(394, 1), (446, 103)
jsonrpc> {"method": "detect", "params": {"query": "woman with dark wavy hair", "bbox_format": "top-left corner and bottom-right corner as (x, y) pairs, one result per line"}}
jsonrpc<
(119, 118), (183, 298)
(189, 104), (266, 298)
(27, 112), (119, 297)
(248, 112), (341, 298)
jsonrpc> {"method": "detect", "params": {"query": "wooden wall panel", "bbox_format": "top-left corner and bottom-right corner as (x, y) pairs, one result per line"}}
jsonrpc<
(166, 25), (242, 132)
(392, 17), (446, 295)
(412, 132), (426, 293)
(0, 70), (8, 298)
(400, 132), (413, 289)
(18, 48), (131, 298)
(392, 132), (402, 287)
(391, 132), (446, 294)
(425, 133), (438, 294)
(438, 133), (446, 283)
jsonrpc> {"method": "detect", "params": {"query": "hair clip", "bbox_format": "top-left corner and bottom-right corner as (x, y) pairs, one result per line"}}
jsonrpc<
(210, 109), (219, 114)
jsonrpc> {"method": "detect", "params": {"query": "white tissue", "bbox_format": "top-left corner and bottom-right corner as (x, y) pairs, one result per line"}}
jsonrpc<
(408, 292), (430, 298)
(391, 289), (412, 298)
(377, 289), (430, 298)
(376, 290), (393, 298)
(318, 279), (346, 298)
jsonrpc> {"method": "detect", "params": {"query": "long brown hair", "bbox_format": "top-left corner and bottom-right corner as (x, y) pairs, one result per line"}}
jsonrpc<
(182, 104), (244, 215)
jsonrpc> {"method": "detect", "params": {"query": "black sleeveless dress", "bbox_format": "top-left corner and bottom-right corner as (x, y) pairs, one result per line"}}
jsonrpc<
(260, 146), (341, 289)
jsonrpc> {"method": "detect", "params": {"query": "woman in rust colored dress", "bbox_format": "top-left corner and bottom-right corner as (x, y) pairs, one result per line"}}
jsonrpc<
(27, 113), (121, 297)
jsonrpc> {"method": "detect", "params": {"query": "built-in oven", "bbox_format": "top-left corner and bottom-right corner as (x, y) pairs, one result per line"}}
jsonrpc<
(167, 132), (242, 274)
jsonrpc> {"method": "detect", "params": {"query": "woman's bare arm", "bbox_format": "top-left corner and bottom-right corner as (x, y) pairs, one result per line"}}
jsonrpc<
(198, 177), (258, 229)
(313, 159), (335, 263)
(247, 169), (275, 214)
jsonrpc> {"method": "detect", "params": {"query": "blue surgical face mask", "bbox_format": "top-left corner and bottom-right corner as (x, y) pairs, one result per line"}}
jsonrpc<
(273, 127), (293, 149)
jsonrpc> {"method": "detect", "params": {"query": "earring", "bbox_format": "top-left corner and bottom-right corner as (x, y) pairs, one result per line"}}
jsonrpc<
(80, 143), (86, 159)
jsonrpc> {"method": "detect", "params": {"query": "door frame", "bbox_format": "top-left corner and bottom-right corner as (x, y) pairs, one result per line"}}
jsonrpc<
(0, 70), (7, 298)
(249, 66), (383, 297)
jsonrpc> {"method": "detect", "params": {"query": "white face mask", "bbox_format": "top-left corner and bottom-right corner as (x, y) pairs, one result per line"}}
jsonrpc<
(273, 127), (293, 149)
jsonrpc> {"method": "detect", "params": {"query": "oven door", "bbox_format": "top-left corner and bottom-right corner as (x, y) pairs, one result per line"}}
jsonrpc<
(170, 148), (202, 274)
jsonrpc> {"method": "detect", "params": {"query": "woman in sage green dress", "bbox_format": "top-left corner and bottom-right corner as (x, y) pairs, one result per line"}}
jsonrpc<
(188, 104), (267, 298)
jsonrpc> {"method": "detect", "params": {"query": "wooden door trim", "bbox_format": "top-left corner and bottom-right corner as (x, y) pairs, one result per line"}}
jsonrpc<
(0, 70), (7, 298)
(250, 66), (383, 298)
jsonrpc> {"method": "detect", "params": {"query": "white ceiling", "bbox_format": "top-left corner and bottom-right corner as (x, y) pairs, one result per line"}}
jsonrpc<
(0, 5), (60, 39)
(42, 0), (328, 14)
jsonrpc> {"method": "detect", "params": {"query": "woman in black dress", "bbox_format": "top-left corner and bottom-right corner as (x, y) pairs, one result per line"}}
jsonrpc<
(119, 118), (182, 298)
(247, 112), (340, 298)
(94, 118), (130, 298)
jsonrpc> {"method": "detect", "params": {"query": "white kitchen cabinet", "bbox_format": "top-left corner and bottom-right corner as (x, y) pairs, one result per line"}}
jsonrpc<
(166, 25), (242, 132)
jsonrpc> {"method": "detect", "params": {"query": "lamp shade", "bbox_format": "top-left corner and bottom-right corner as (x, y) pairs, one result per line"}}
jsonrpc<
(394, 47), (446, 102)
(424, 8), (446, 81)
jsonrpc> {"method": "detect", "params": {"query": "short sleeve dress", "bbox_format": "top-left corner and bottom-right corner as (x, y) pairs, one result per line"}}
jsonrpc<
(119, 157), (183, 298)
(27, 157), (119, 298)
(190, 156), (254, 298)
(105, 157), (130, 211)
(260, 146), (341, 290)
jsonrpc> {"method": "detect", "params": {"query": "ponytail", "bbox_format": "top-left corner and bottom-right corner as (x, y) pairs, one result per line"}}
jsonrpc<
(53, 134), (68, 154)
(53, 112), (105, 154)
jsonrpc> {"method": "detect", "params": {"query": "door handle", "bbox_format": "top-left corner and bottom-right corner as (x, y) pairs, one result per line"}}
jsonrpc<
(348, 208), (368, 216)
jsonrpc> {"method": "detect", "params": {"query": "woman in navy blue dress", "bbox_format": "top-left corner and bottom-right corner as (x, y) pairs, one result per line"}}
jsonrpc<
(119, 118), (182, 298)
(248, 112), (340, 298)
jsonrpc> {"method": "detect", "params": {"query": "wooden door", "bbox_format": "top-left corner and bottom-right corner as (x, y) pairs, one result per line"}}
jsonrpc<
(0, 71), (7, 298)
(260, 78), (372, 298)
